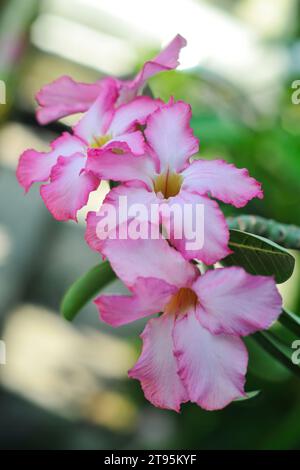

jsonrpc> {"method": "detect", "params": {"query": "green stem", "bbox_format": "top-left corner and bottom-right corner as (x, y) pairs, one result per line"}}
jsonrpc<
(61, 262), (116, 321)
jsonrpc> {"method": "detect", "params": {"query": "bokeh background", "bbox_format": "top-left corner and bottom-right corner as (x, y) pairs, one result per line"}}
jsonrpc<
(0, 0), (300, 450)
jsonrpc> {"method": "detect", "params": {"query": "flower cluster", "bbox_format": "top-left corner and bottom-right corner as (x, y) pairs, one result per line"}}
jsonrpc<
(17, 35), (282, 411)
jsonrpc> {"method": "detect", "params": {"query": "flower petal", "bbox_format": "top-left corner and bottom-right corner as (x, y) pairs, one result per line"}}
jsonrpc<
(36, 75), (105, 125)
(165, 190), (231, 264)
(95, 277), (177, 327)
(117, 34), (187, 103)
(102, 233), (197, 289)
(87, 146), (155, 188)
(145, 101), (199, 172)
(108, 96), (162, 136)
(108, 131), (146, 155)
(193, 267), (282, 336)
(173, 311), (248, 410)
(85, 210), (105, 253)
(85, 185), (158, 253)
(73, 79), (118, 143)
(182, 159), (263, 208)
(152, 34), (187, 71)
(129, 314), (188, 412)
(17, 132), (84, 192)
(40, 153), (99, 221)
(97, 199), (197, 287)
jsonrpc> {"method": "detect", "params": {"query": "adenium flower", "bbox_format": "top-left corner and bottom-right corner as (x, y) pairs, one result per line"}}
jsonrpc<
(94, 232), (282, 411)
(86, 100), (263, 264)
(35, 34), (187, 125)
(17, 80), (161, 221)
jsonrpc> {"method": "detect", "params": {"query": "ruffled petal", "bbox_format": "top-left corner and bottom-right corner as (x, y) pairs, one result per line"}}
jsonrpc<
(129, 314), (188, 411)
(152, 34), (187, 71)
(193, 267), (282, 336)
(73, 79), (118, 143)
(164, 190), (231, 264)
(108, 96), (162, 135)
(87, 145), (155, 188)
(117, 34), (187, 103)
(36, 75), (106, 125)
(40, 153), (99, 221)
(85, 185), (158, 253)
(17, 132), (85, 192)
(36, 35), (185, 122)
(85, 210), (105, 253)
(144, 101), (199, 173)
(108, 131), (146, 155)
(102, 233), (197, 289)
(95, 277), (177, 326)
(173, 311), (248, 410)
(182, 159), (263, 208)
(96, 199), (197, 287)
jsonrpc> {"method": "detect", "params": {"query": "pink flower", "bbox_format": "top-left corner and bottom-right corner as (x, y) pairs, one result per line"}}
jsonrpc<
(86, 100), (263, 264)
(36, 35), (187, 125)
(17, 80), (161, 221)
(94, 232), (282, 411)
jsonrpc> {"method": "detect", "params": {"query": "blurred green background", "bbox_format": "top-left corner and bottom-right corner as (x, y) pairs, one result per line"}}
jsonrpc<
(0, 0), (300, 450)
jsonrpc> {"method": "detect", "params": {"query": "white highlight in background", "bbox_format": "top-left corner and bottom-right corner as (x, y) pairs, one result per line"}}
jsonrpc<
(31, 13), (137, 76)
(40, 0), (288, 92)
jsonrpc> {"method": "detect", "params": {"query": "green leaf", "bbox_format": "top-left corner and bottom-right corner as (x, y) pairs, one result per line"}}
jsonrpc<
(221, 229), (295, 284)
(278, 308), (300, 338)
(234, 390), (260, 402)
(253, 330), (300, 379)
(61, 262), (116, 321)
(245, 336), (290, 382)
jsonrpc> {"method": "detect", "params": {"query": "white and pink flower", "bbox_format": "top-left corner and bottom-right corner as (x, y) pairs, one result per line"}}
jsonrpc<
(17, 80), (161, 221)
(35, 35), (186, 125)
(94, 231), (282, 411)
(86, 100), (263, 264)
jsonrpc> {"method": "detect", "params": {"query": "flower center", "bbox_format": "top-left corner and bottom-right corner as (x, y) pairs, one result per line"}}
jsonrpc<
(165, 287), (198, 316)
(153, 170), (183, 199)
(91, 134), (112, 148)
